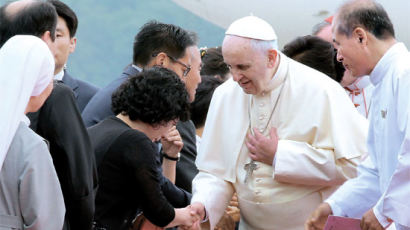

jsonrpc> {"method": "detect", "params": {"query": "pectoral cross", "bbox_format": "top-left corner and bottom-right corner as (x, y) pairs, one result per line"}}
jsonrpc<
(244, 160), (257, 183)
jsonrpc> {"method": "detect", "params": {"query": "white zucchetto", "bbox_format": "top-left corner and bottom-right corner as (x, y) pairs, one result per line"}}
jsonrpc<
(225, 16), (277, 41)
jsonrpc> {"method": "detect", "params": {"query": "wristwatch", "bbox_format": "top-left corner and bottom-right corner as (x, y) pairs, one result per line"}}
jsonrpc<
(163, 152), (180, 161)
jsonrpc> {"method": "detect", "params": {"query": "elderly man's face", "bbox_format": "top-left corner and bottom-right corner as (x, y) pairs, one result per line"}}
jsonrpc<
(222, 36), (274, 95)
(332, 21), (369, 78)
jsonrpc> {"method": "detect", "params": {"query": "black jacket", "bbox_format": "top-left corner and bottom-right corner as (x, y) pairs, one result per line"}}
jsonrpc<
(82, 65), (199, 192)
(28, 81), (98, 230)
(88, 117), (191, 230)
(62, 71), (100, 113)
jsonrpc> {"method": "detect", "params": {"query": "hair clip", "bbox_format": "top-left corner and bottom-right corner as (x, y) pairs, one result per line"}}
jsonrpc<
(199, 46), (208, 57)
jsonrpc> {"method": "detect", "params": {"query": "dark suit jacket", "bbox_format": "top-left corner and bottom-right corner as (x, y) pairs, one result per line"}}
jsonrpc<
(174, 120), (199, 192)
(81, 65), (139, 128)
(81, 65), (199, 192)
(28, 82), (98, 230)
(63, 71), (99, 113)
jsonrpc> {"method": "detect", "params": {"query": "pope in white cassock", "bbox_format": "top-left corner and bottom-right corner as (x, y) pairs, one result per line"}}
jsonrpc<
(306, 1), (410, 230)
(189, 15), (368, 230)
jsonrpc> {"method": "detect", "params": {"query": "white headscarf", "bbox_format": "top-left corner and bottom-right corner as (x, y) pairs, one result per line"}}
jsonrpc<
(0, 35), (55, 170)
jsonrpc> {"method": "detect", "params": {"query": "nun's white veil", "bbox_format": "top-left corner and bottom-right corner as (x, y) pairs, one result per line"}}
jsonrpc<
(0, 35), (54, 170)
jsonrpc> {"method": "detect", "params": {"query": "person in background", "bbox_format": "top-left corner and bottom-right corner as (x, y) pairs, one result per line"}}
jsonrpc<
(190, 75), (223, 150)
(312, 16), (333, 43)
(48, 0), (99, 112)
(283, 35), (344, 83)
(200, 47), (231, 81)
(314, 15), (373, 118)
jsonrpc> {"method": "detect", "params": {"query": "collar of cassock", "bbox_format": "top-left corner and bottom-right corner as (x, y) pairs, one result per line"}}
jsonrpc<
(370, 42), (408, 86)
(263, 52), (287, 94)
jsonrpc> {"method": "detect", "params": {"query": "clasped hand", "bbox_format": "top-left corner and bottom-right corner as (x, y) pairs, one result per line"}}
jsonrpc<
(178, 202), (205, 230)
(245, 127), (278, 165)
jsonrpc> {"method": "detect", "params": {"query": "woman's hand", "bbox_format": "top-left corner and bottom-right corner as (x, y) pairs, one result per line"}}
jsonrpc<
(169, 206), (200, 228)
(161, 126), (183, 157)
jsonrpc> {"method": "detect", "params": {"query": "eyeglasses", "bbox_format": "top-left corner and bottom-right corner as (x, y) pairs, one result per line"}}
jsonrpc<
(152, 53), (191, 77)
(166, 55), (191, 77)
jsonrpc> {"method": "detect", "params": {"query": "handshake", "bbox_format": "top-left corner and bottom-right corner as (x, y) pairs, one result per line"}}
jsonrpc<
(173, 202), (206, 230)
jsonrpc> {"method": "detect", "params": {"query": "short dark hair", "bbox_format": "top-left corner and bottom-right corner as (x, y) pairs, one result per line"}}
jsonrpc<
(112, 67), (190, 125)
(48, 0), (78, 37)
(283, 35), (344, 82)
(190, 75), (223, 129)
(0, 1), (57, 47)
(336, 0), (395, 40)
(200, 47), (230, 81)
(133, 21), (198, 66)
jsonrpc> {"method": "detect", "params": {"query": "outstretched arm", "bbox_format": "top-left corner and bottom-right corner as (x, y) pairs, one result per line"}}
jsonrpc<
(191, 172), (234, 229)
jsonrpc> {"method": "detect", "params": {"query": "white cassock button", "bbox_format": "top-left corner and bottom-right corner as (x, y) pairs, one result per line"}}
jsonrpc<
(259, 115), (265, 120)
(255, 190), (260, 195)
(259, 103), (264, 107)
(256, 178), (261, 183)
(259, 128), (263, 133)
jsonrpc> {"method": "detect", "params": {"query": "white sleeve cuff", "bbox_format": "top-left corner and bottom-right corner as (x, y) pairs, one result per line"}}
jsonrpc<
(373, 207), (391, 228)
(325, 199), (346, 216)
(272, 142), (280, 179)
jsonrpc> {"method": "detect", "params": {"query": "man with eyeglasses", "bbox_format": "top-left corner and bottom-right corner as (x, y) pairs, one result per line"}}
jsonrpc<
(82, 21), (202, 194)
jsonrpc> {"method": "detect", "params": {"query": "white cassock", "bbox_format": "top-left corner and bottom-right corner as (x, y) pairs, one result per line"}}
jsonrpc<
(326, 43), (410, 230)
(192, 54), (368, 230)
(344, 75), (374, 118)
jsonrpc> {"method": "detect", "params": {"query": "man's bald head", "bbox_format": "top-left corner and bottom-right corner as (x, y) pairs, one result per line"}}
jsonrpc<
(333, 0), (394, 40)
(0, 0), (57, 47)
(5, 0), (35, 17)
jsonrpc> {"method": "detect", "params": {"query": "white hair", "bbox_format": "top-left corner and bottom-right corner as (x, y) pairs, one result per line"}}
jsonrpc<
(250, 39), (278, 54)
